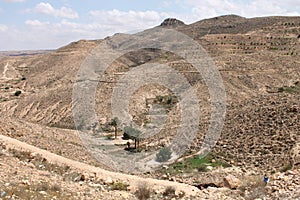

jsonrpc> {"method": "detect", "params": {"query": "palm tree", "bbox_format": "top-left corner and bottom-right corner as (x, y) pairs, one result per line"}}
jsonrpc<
(110, 117), (120, 139)
(123, 126), (142, 150)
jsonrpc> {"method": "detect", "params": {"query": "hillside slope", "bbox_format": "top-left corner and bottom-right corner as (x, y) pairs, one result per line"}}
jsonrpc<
(0, 15), (299, 175)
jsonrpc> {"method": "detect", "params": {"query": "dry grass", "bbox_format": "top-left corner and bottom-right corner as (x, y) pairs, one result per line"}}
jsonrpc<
(163, 186), (176, 198)
(135, 183), (152, 200)
(1, 182), (73, 200)
(238, 175), (267, 200)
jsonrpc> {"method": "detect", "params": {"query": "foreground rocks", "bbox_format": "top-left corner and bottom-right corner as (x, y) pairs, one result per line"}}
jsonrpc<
(223, 175), (241, 189)
(213, 93), (299, 173)
(265, 169), (300, 199)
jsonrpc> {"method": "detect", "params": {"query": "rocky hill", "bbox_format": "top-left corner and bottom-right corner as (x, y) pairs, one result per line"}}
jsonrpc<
(0, 15), (299, 199)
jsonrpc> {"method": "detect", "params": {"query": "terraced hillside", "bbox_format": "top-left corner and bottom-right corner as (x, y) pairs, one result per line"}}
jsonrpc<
(0, 15), (299, 183)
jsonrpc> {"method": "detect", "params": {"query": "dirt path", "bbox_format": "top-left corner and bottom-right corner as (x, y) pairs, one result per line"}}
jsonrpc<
(0, 134), (200, 196)
(2, 62), (10, 80)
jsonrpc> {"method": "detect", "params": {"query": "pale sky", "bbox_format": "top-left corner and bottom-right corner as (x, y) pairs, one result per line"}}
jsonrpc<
(0, 0), (299, 50)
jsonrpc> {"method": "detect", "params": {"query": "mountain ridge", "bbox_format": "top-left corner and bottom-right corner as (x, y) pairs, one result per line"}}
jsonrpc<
(0, 14), (299, 199)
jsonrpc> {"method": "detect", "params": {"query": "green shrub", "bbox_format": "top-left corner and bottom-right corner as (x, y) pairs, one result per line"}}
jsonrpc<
(14, 90), (22, 96)
(166, 96), (172, 104)
(156, 95), (163, 102)
(111, 182), (129, 191)
(280, 163), (292, 172)
(163, 153), (231, 174)
(198, 165), (209, 172)
(156, 147), (172, 162)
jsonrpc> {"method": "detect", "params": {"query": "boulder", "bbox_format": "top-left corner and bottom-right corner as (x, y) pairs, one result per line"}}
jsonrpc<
(223, 175), (241, 189)
(104, 177), (114, 185)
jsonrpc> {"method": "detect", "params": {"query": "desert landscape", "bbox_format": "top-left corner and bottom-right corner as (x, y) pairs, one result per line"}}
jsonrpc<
(0, 15), (299, 199)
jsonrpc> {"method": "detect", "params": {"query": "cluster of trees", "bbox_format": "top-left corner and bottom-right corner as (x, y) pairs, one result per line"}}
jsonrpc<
(108, 117), (172, 162)
(123, 126), (142, 150)
(109, 117), (142, 150)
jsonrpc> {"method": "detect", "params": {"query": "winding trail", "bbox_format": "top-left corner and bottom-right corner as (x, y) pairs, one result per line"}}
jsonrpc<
(0, 134), (200, 196)
(2, 62), (10, 80)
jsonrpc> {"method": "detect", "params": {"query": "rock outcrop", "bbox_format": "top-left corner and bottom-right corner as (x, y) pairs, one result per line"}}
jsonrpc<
(160, 18), (185, 27)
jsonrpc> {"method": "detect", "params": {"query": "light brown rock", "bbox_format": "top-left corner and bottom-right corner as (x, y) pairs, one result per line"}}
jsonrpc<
(223, 175), (241, 189)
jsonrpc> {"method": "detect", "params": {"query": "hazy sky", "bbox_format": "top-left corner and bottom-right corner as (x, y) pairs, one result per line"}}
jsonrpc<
(0, 0), (299, 50)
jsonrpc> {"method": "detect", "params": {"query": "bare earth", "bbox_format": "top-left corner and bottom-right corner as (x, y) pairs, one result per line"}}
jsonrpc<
(0, 15), (300, 199)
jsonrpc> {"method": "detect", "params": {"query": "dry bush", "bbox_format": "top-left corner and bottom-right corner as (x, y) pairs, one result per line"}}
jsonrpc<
(51, 184), (62, 192)
(163, 186), (176, 197)
(3, 182), (72, 199)
(238, 175), (267, 200)
(135, 183), (152, 200)
(34, 181), (50, 191)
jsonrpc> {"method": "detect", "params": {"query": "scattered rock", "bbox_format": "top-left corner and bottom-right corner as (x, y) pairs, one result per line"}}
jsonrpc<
(39, 191), (47, 195)
(1, 191), (6, 198)
(22, 180), (30, 186)
(80, 173), (89, 181)
(27, 162), (35, 169)
(162, 165), (169, 170)
(162, 174), (168, 179)
(170, 177), (176, 182)
(30, 152), (38, 158)
(223, 175), (241, 189)
(104, 177), (114, 185)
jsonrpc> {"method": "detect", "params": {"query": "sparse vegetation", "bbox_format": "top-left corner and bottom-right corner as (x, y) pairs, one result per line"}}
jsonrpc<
(153, 95), (178, 111)
(110, 181), (129, 191)
(105, 134), (114, 140)
(1, 15), (300, 200)
(198, 165), (209, 172)
(135, 183), (152, 200)
(280, 163), (292, 172)
(14, 90), (21, 96)
(156, 147), (172, 162)
(238, 175), (266, 200)
(123, 126), (142, 150)
(163, 186), (176, 197)
(9, 149), (72, 177)
(2, 182), (74, 200)
(163, 153), (231, 174)
(109, 117), (120, 139)
(278, 85), (299, 94)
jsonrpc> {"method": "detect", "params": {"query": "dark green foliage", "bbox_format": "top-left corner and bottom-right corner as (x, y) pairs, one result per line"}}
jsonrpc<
(111, 182), (129, 191)
(109, 117), (120, 139)
(198, 165), (209, 172)
(156, 95), (163, 102)
(14, 90), (22, 96)
(123, 126), (142, 149)
(166, 96), (172, 104)
(123, 126), (141, 139)
(278, 85), (299, 94)
(163, 153), (231, 174)
(280, 163), (292, 172)
(156, 147), (172, 162)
